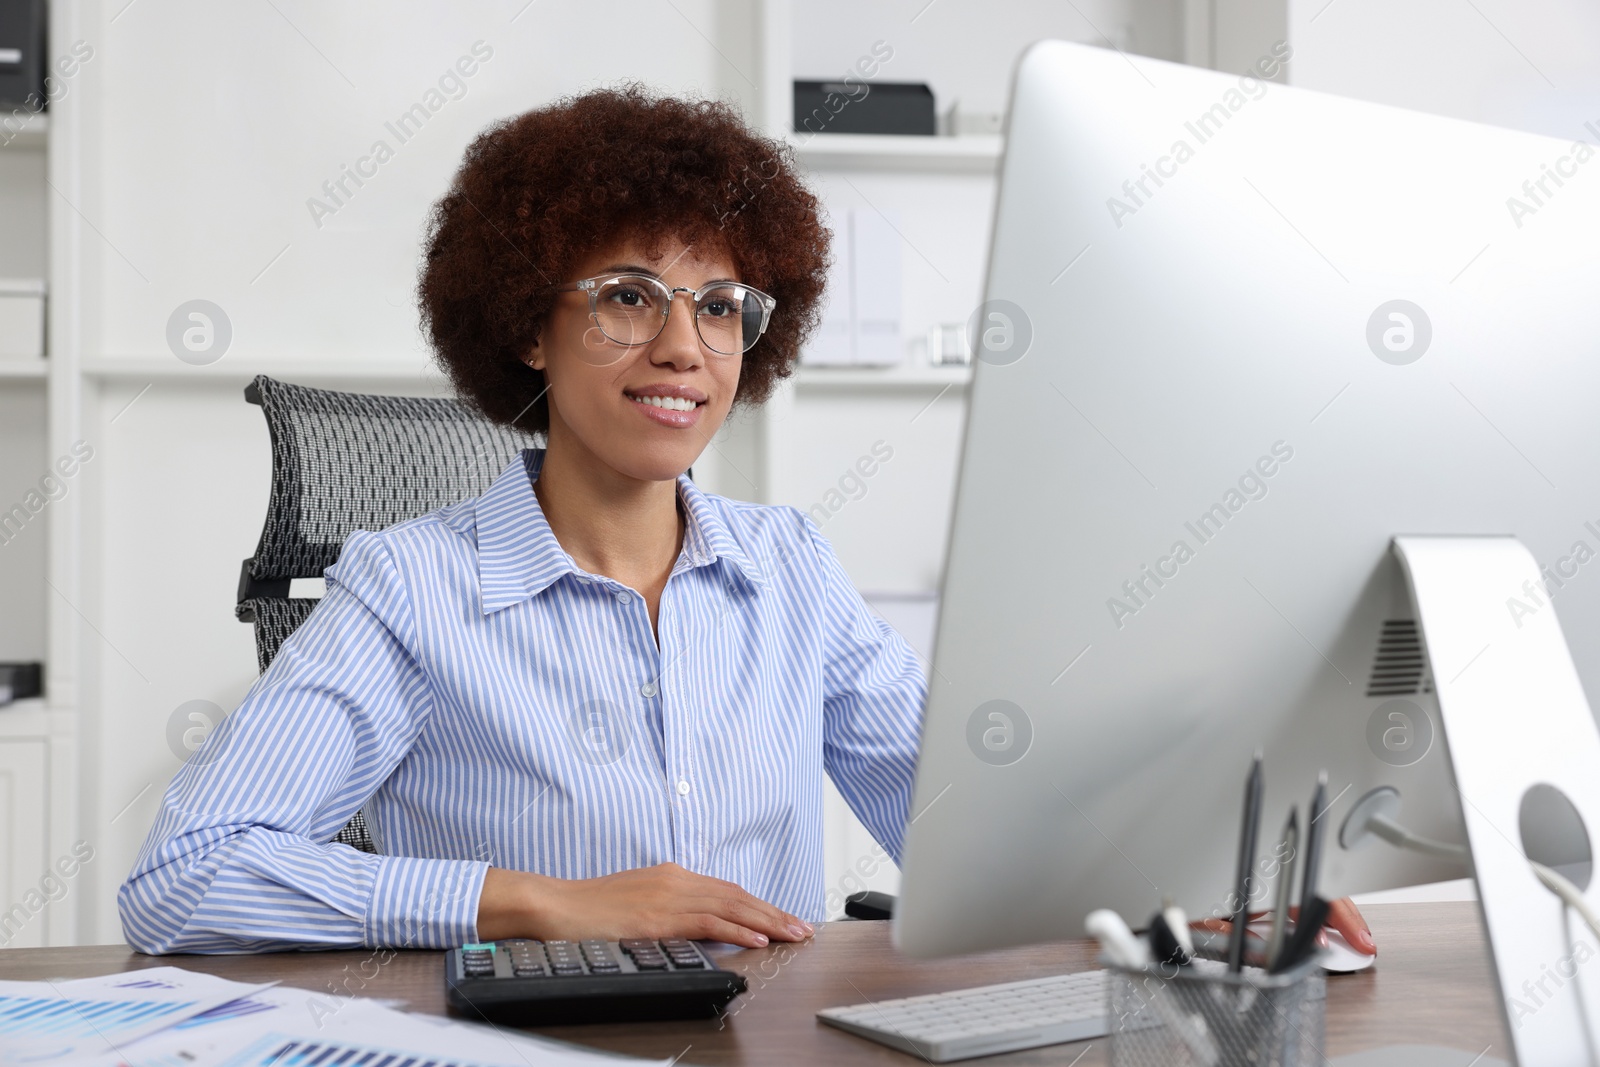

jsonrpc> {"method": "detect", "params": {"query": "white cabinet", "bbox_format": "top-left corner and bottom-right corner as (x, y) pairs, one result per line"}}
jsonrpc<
(0, 736), (48, 949)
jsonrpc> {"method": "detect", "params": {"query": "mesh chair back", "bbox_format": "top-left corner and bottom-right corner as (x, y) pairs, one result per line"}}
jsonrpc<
(237, 374), (535, 851)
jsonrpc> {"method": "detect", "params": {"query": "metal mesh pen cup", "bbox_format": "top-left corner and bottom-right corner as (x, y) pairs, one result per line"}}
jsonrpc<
(1106, 955), (1324, 1067)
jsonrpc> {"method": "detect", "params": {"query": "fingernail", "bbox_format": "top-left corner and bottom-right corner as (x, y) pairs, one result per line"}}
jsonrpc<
(788, 923), (807, 940)
(802, 921), (816, 935)
(753, 933), (768, 946)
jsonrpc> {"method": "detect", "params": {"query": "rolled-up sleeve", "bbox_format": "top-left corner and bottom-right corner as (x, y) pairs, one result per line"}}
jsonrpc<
(118, 531), (488, 953)
(803, 515), (927, 865)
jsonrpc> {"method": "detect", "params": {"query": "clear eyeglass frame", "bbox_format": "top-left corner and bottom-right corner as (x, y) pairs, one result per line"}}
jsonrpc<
(548, 272), (778, 356)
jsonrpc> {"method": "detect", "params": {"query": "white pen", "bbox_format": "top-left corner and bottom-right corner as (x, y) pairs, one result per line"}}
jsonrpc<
(1085, 909), (1149, 969)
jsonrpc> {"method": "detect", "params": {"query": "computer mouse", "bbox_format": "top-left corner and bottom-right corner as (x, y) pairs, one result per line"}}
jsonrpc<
(1319, 926), (1377, 973)
(1245, 921), (1375, 973)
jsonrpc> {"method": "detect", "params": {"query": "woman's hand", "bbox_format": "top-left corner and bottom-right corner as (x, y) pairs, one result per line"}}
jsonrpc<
(1326, 897), (1375, 954)
(1192, 896), (1375, 955)
(477, 863), (814, 949)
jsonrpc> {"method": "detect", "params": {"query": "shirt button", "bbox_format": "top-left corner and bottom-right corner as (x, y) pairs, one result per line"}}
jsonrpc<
(676, 779), (691, 796)
(640, 681), (659, 698)
(615, 590), (633, 605)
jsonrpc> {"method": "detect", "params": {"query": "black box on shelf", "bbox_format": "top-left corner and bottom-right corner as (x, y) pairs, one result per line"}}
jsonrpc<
(0, 0), (45, 110)
(0, 662), (42, 705)
(794, 80), (935, 137)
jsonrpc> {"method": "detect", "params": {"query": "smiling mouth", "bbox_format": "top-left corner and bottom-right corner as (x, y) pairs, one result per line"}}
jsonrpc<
(627, 394), (703, 412)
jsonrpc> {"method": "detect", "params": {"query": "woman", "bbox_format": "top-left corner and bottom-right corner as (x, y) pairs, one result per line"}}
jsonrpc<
(119, 85), (1373, 958)
(119, 86), (919, 954)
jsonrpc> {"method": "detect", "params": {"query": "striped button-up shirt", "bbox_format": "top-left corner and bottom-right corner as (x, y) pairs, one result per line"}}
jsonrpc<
(118, 449), (925, 953)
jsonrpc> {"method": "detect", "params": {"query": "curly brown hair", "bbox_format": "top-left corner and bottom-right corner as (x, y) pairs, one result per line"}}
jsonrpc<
(417, 84), (831, 436)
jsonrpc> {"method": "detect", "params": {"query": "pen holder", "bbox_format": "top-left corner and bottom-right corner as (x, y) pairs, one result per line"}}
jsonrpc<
(1105, 955), (1324, 1067)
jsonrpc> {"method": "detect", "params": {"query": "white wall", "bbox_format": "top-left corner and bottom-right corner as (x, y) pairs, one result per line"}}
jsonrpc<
(1289, 0), (1600, 140)
(82, 3), (757, 364)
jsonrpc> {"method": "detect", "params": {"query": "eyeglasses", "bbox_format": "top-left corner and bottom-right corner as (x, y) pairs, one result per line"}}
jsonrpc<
(548, 272), (777, 364)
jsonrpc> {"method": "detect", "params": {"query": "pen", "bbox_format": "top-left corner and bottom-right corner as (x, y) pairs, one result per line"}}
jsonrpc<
(1117, 911), (1217, 1067)
(1085, 909), (1149, 970)
(1271, 895), (1330, 974)
(1162, 898), (1194, 959)
(1226, 751), (1264, 974)
(1299, 771), (1328, 925)
(1265, 807), (1298, 970)
(1149, 910), (1192, 969)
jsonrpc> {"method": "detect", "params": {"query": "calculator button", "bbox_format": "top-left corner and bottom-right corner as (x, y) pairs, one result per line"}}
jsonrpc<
(512, 966), (546, 977)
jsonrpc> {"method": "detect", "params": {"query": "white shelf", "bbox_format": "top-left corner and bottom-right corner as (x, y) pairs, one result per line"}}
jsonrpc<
(788, 133), (1002, 171)
(794, 363), (973, 389)
(0, 700), (51, 737)
(80, 357), (451, 384)
(77, 358), (974, 391)
(0, 360), (47, 379)
(1, 114), (47, 150)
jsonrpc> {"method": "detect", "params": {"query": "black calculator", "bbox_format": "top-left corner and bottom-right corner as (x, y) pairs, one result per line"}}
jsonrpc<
(444, 938), (747, 1025)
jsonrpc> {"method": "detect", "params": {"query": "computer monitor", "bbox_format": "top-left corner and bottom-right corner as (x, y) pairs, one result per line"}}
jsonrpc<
(894, 36), (1600, 974)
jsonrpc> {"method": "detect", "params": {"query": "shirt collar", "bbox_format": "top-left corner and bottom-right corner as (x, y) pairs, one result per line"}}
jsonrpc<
(473, 448), (765, 615)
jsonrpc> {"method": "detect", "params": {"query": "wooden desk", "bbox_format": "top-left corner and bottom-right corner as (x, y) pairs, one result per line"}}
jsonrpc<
(0, 903), (1505, 1065)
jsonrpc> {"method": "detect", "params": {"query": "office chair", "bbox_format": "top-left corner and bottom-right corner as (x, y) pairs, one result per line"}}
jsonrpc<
(236, 374), (536, 853)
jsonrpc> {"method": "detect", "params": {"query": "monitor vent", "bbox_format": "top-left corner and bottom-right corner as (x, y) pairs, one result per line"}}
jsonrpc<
(1366, 619), (1433, 697)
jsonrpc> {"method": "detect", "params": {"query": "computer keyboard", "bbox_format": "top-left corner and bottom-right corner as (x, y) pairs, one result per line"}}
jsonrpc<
(817, 969), (1109, 1063)
(444, 938), (746, 1025)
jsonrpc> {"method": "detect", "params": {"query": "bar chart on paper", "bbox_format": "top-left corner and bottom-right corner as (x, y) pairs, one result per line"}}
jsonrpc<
(0, 992), (197, 1038)
(0, 975), (256, 1064)
(220, 1036), (525, 1067)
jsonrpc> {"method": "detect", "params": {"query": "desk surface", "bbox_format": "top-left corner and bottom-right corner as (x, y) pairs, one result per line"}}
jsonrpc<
(0, 903), (1504, 1065)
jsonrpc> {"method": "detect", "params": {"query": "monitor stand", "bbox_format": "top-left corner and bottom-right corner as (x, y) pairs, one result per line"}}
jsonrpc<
(1393, 536), (1600, 1067)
